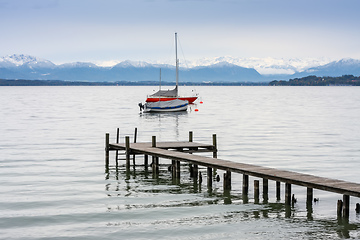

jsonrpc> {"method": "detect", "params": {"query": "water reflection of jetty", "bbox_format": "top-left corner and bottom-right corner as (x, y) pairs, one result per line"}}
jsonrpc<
(105, 129), (360, 220)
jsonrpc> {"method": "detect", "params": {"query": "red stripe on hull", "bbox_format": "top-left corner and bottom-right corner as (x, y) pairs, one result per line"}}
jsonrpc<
(146, 97), (197, 104)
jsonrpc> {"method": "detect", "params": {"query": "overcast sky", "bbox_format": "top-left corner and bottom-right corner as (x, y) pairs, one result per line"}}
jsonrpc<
(1, 0), (359, 65)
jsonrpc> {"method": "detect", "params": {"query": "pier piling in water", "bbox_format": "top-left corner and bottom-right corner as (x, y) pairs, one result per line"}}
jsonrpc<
(116, 128), (120, 165)
(207, 167), (212, 189)
(254, 180), (260, 203)
(337, 199), (343, 217)
(276, 181), (281, 200)
(263, 178), (269, 202)
(133, 128), (137, 166)
(223, 170), (231, 191)
(125, 136), (130, 170)
(343, 195), (350, 218)
(243, 174), (249, 196)
(151, 136), (159, 176)
(105, 133), (109, 168)
(307, 187), (313, 205)
(285, 183), (291, 205)
(212, 134), (217, 159)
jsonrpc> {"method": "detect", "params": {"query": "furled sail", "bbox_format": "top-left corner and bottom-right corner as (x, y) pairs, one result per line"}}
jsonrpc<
(150, 86), (178, 97)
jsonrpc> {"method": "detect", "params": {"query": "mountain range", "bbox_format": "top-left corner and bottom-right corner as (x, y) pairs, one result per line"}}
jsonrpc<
(1, 54), (360, 83)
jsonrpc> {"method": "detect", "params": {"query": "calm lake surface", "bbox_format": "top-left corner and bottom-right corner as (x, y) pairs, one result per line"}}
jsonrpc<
(1, 86), (360, 239)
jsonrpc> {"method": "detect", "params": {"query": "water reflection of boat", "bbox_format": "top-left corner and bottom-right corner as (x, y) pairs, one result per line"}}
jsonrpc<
(145, 32), (198, 104)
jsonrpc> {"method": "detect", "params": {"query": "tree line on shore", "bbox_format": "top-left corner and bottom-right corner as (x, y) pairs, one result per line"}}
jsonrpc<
(269, 75), (360, 86)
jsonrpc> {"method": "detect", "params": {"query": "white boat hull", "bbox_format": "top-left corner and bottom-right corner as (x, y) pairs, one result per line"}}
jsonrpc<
(142, 99), (188, 113)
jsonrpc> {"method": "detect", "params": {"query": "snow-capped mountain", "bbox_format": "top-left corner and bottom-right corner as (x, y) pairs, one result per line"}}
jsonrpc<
(182, 56), (333, 75)
(1, 54), (360, 82)
(291, 58), (360, 78)
(58, 62), (99, 68)
(1, 54), (56, 68)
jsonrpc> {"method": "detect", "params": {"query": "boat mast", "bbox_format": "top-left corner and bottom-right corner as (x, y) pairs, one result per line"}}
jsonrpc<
(159, 68), (161, 101)
(175, 32), (179, 97)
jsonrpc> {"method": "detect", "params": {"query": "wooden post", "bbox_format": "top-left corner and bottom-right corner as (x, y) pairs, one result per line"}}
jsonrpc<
(115, 128), (119, 163)
(307, 188), (313, 204)
(263, 178), (268, 201)
(105, 133), (110, 168)
(176, 160), (180, 179)
(134, 127), (138, 142)
(172, 160), (176, 179)
(254, 180), (260, 203)
(343, 195), (350, 218)
(188, 131), (196, 179)
(125, 136), (130, 170)
(133, 128), (137, 166)
(276, 181), (281, 200)
(144, 155), (148, 168)
(207, 167), (212, 189)
(193, 164), (198, 181)
(152, 136), (159, 175)
(243, 174), (249, 196)
(285, 183), (291, 205)
(211, 134), (217, 189)
(227, 170), (231, 190)
(151, 136), (156, 147)
(223, 171), (231, 191)
(212, 134), (217, 158)
(337, 199), (343, 217)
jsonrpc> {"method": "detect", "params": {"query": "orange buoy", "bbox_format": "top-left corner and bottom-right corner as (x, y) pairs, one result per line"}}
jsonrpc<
(195, 109), (199, 112)
(200, 101), (203, 104)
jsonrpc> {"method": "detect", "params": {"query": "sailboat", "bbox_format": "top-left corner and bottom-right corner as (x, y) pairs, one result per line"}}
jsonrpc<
(139, 68), (188, 113)
(145, 32), (198, 104)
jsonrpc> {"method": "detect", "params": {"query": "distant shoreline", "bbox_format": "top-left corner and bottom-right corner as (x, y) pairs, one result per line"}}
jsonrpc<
(0, 79), (268, 86)
(1, 75), (360, 86)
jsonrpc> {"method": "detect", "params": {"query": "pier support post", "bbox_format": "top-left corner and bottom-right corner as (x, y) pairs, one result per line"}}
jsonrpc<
(207, 167), (212, 189)
(189, 131), (198, 180)
(263, 178), (268, 202)
(172, 160), (176, 178)
(152, 136), (159, 176)
(212, 134), (217, 158)
(243, 174), (249, 196)
(276, 181), (281, 200)
(307, 188), (313, 204)
(144, 155), (148, 169)
(343, 195), (350, 219)
(176, 160), (181, 179)
(193, 164), (198, 181)
(133, 128), (137, 166)
(337, 199), (343, 217)
(254, 180), (260, 203)
(115, 128), (119, 164)
(125, 136), (130, 170)
(223, 171), (231, 191)
(285, 183), (291, 205)
(105, 133), (110, 168)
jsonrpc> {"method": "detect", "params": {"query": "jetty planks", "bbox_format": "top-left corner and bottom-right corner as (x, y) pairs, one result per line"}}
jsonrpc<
(109, 141), (360, 198)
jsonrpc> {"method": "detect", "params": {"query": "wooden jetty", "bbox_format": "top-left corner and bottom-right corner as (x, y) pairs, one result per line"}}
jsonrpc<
(105, 130), (360, 219)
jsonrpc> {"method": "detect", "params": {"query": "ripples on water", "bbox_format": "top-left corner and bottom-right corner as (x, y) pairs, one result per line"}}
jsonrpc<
(1, 86), (360, 239)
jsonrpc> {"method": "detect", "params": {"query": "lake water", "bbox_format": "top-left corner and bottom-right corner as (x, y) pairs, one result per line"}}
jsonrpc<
(1, 86), (360, 239)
